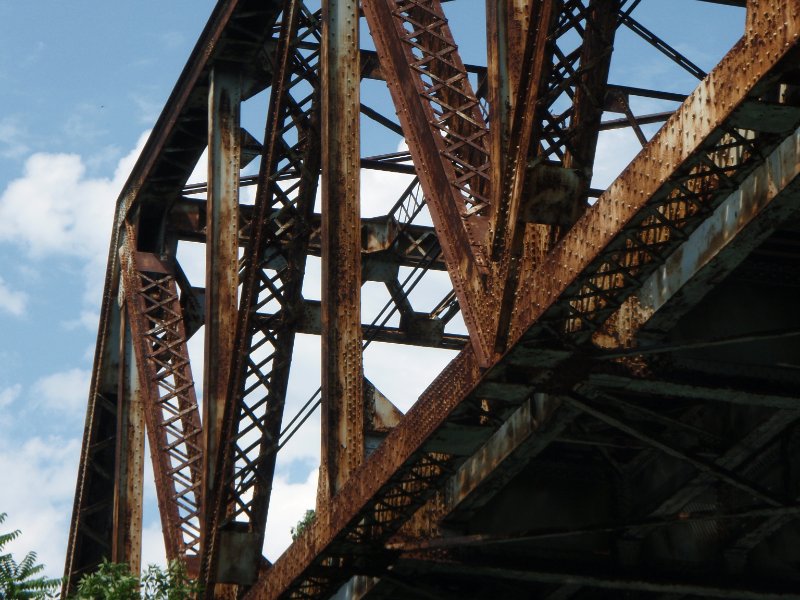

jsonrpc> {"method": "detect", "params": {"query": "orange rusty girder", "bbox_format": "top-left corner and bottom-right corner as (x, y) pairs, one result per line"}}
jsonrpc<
(362, 0), (496, 365)
(120, 241), (204, 571)
(64, 0), (800, 598)
(200, 1), (322, 591)
(241, 1), (800, 596)
(318, 0), (364, 501)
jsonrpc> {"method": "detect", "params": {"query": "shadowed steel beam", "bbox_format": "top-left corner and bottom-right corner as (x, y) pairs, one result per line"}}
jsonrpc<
(63, 259), (123, 595)
(320, 0), (363, 499)
(395, 558), (800, 599)
(110, 303), (145, 575)
(444, 395), (579, 523)
(567, 393), (786, 507)
(243, 2), (800, 596)
(203, 63), (241, 536)
(613, 126), (800, 340)
(587, 372), (800, 409)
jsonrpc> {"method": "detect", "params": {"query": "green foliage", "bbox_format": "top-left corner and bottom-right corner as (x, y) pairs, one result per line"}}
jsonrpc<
(290, 509), (316, 541)
(74, 560), (140, 600)
(75, 559), (201, 600)
(0, 512), (61, 599)
(140, 561), (201, 600)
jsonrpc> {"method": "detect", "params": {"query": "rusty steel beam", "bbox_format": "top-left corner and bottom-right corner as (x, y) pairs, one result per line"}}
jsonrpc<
(587, 371), (800, 410)
(63, 269), (123, 594)
(203, 63), (241, 547)
(608, 125), (800, 342)
(110, 309), (145, 574)
(493, 0), (621, 351)
(243, 2), (800, 596)
(319, 0), (364, 500)
(201, 2), (322, 590)
(363, 0), (495, 366)
(442, 395), (578, 525)
(279, 301), (467, 350)
(485, 0), (528, 180)
(121, 244), (204, 571)
(168, 200), (448, 272)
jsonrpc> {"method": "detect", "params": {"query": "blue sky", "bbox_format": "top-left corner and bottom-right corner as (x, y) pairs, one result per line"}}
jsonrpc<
(0, 0), (745, 580)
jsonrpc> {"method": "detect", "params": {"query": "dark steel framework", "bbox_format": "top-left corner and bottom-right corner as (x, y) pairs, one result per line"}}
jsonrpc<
(64, 0), (800, 598)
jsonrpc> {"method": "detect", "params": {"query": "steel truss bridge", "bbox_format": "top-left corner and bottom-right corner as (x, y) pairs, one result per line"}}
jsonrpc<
(63, 0), (800, 598)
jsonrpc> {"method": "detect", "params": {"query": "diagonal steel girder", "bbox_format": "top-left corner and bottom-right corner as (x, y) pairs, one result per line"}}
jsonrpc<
(492, 0), (621, 352)
(362, 0), (496, 365)
(120, 243), (204, 572)
(242, 2), (800, 596)
(201, 1), (322, 590)
(63, 0), (286, 592)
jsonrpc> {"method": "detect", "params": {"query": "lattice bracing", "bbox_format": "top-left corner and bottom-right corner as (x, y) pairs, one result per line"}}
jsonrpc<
(201, 1), (323, 583)
(64, 1), (800, 599)
(123, 247), (204, 565)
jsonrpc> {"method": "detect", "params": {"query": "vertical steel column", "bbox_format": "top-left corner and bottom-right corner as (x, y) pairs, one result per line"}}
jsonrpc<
(204, 63), (241, 524)
(110, 308), (145, 574)
(486, 0), (529, 177)
(319, 0), (363, 499)
(200, 7), (322, 589)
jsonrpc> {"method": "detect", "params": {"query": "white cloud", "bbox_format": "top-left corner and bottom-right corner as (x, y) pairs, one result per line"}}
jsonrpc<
(141, 522), (167, 568)
(591, 127), (645, 191)
(263, 468), (318, 562)
(0, 276), (26, 316)
(360, 165), (415, 218)
(32, 368), (91, 414)
(63, 309), (100, 333)
(0, 435), (81, 577)
(0, 383), (21, 408)
(0, 117), (30, 159)
(0, 131), (149, 311)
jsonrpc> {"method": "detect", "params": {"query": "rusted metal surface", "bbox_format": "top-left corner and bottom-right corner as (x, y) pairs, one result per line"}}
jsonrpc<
(319, 0), (364, 500)
(242, 2), (800, 597)
(201, 2), (322, 590)
(110, 309), (145, 574)
(493, 0), (620, 352)
(66, 0), (800, 597)
(121, 242), (204, 570)
(363, 0), (495, 366)
(63, 262), (123, 595)
(508, 2), (800, 349)
(169, 199), (448, 272)
(296, 301), (466, 349)
(203, 63), (241, 551)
